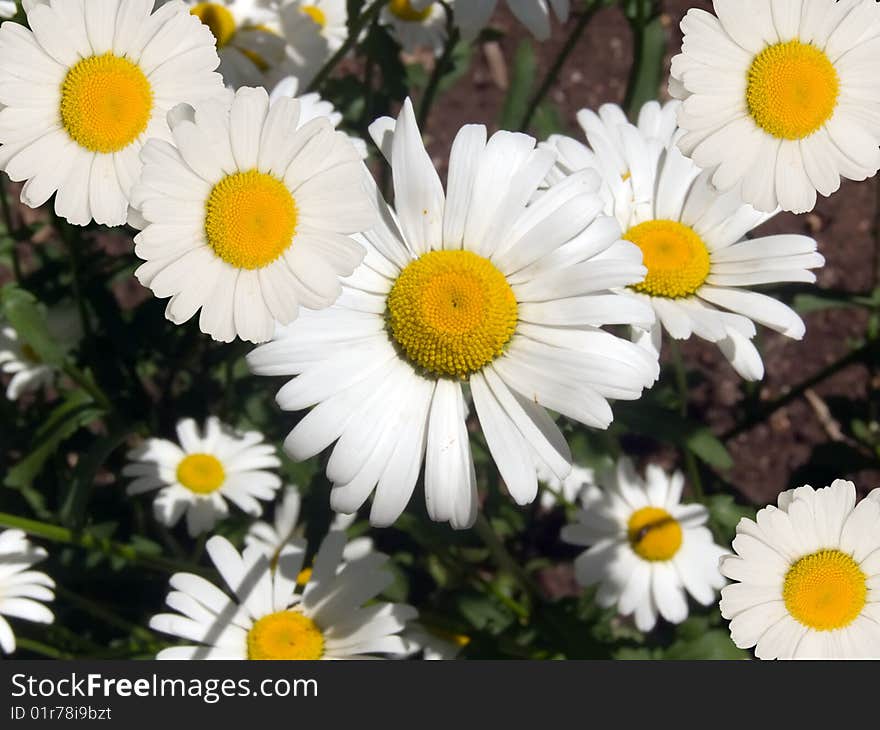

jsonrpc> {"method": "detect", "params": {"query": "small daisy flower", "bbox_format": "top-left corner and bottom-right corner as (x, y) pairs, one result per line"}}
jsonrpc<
(561, 458), (726, 632)
(420, 0), (569, 41)
(720, 479), (880, 659)
(0, 2), (16, 20)
(278, 0), (347, 84)
(381, 1), (449, 55)
(174, 0), (289, 88)
(0, 0), (224, 227)
(544, 100), (825, 381)
(245, 484), (374, 563)
(124, 417), (282, 537)
(0, 307), (81, 401)
(537, 460), (594, 510)
(131, 85), (374, 344)
(0, 529), (55, 655)
(670, 0), (880, 214)
(249, 98), (658, 530)
(151, 532), (416, 659)
(401, 623), (469, 660)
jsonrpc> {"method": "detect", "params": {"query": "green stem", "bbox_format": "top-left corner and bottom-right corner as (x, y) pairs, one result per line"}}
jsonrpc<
(417, 24), (460, 129)
(474, 513), (537, 600)
(0, 173), (23, 281)
(306, 1), (385, 93)
(55, 586), (157, 645)
(62, 363), (113, 412)
(623, 1), (665, 119)
(15, 637), (74, 659)
(52, 211), (93, 344)
(518, 2), (599, 132)
(0, 512), (210, 577)
(669, 340), (704, 500)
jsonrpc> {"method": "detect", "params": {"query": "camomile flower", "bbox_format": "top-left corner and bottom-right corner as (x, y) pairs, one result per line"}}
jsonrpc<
(381, 1), (449, 55)
(670, 0), (880, 214)
(401, 623), (469, 660)
(131, 86), (374, 344)
(537, 461), (594, 510)
(561, 458), (726, 632)
(123, 417), (282, 537)
(0, 307), (81, 401)
(720, 479), (880, 660)
(172, 0), (290, 88)
(543, 100), (825, 381)
(245, 484), (374, 563)
(268, 75), (367, 158)
(0, 529), (55, 655)
(278, 0), (347, 86)
(249, 98), (658, 530)
(0, 0), (223, 227)
(0, 2), (16, 20)
(151, 532), (416, 659)
(412, 0), (569, 41)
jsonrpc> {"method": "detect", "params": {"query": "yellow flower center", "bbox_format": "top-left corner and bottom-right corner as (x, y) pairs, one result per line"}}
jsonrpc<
(247, 610), (324, 660)
(60, 53), (153, 154)
(176, 453), (226, 494)
(386, 250), (518, 379)
(627, 506), (682, 562)
(746, 40), (839, 140)
(191, 2), (237, 48)
(300, 5), (327, 27)
(389, 0), (433, 22)
(783, 549), (866, 631)
(295, 567), (312, 586)
(204, 170), (298, 270)
(624, 219), (711, 299)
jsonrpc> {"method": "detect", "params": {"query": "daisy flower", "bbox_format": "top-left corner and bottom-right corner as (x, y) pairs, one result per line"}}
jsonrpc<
(561, 457), (726, 632)
(0, 2), (16, 20)
(131, 85), (374, 344)
(543, 100), (825, 381)
(720, 479), (880, 659)
(415, 0), (569, 41)
(0, 529), (55, 655)
(245, 484), (374, 563)
(401, 623), (468, 660)
(249, 98), (658, 530)
(537, 461), (594, 510)
(381, 1), (449, 55)
(0, 307), (81, 401)
(172, 0), (290, 88)
(123, 417), (282, 537)
(670, 0), (880, 214)
(278, 0), (347, 85)
(0, 0), (224, 227)
(150, 532), (416, 659)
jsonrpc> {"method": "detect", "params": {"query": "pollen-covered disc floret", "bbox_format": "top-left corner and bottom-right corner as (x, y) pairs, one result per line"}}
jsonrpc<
(671, 0), (880, 213)
(387, 250), (517, 379)
(561, 457), (726, 632)
(720, 479), (880, 659)
(151, 533), (417, 660)
(625, 220), (710, 299)
(0, 0), (223, 226)
(124, 417), (282, 537)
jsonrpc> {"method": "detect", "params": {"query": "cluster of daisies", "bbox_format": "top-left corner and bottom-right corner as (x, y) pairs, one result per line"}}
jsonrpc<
(0, 0), (879, 659)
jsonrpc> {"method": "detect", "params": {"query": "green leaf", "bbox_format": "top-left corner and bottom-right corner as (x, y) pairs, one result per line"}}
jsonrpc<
(4, 391), (103, 489)
(685, 428), (734, 470)
(0, 284), (65, 366)
(664, 629), (748, 660)
(498, 40), (536, 129)
(793, 292), (860, 315)
(707, 494), (755, 537)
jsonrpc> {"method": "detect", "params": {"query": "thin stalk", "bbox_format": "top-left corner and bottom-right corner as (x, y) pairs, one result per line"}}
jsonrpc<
(669, 340), (704, 500)
(15, 637), (74, 659)
(519, 2), (599, 132)
(0, 173), (23, 281)
(418, 24), (460, 129)
(52, 212), (93, 344)
(474, 513), (538, 600)
(62, 362), (113, 412)
(55, 586), (157, 645)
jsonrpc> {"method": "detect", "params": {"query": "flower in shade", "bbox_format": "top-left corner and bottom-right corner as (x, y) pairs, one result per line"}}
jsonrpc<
(720, 479), (880, 659)
(400, 623), (469, 660)
(277, 0), (347, 86)
(412, 0), (569, 41)
(561, 458), (726, 632)
(0, 0), (223, 226)
(150, 532), (416, 659)
(0, 529), (55, 655)
(381, 0), (449, 55)
(131, 85), (374, 344)
(543, 100), (824, 381)
(670, 0), (880, 213)
(124, 417), (282, 537)
(248, 98), (658, 530)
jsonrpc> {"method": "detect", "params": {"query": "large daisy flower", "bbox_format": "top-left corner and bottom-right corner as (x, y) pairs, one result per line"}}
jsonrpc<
(123, 417), (282, 537)
(561, 458), (726, 632)
(248, 99), (658, 530)
(381, 1), (449, 55)
(0, 529), (55, 655)
(670, 0), (880, 214)
(0, 0), (223, 227)
(172, 0), (290, 88)
(278, 0), (347, 85)
(720, 479), (880, 659)
(543, 100), (825, 381)
(131, 86), (374, 344)
(412, 0), (569, 41)
(150, 532), (416, 659)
